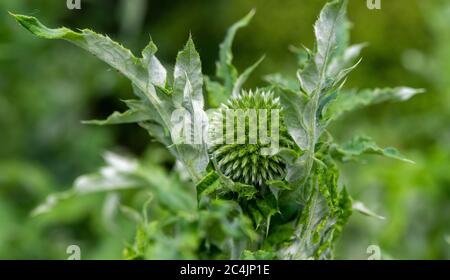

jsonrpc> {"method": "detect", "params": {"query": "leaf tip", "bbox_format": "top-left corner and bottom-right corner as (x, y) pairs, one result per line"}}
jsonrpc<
(81, 119), (101, 125)
(247, 8), (256, 19)
(9, 12), (33, 28)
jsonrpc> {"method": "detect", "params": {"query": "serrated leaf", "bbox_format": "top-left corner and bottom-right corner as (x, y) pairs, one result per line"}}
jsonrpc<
(278, 89), (308, 151)
(278, 159), (351, 260)
(142, 38), (167, 88)
(173, 36), (204, 109)
(12, 14), (147, 90)
(32, 153), (196, 216)
(216, 9), (255, 95)
(314, 0), (347, 70)
(326, 87), (425, 121)
(333, 135), (415, 163)
(233, 183), (258, 201)
(196, 170), (221, 203)
(83, 101), (152, 125)
(82, 111), (149, 125)
(328, 43), (367, 76)
(171, 37), (209, 180)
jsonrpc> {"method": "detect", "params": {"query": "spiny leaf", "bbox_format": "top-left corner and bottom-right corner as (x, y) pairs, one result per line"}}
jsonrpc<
(142, 38), (167, 88)
(12, 14), (147, 90)
(325, 87), (425, 121)
(173, 36), (204, 109)
(196, 170), (221, 203)
(314, 0), (347, 70)
(333, 135), (415, 163)
(216, 9), (255, 93)
(82, 103), (152, 126)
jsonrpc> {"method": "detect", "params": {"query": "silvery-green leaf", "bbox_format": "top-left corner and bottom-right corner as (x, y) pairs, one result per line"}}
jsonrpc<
(13, 14), (176, 148)
(12, 14), (147, 91)
(142, 38), (167, 88)
(171, 37), (209, 180)
(216, 9), (255, 94)
(196, 171), (221, 203)
(298, 0), (347, 95)
(314, 0), (347, 70)
(173, 36), (204, 109)
(297, 62), (320, 95)
(325, 87), (425, 121)
(353, 201), (385, 220)
(31, 192), (74, 216)
(333, 135), (415, 163)
(32, 153), (196, 216)
(278, 89), (308, 150)
(82, 109), (152, 125)
(328, 43), (367, 76)
(279, 165), (351, 260)
(289, 45), (311, 69)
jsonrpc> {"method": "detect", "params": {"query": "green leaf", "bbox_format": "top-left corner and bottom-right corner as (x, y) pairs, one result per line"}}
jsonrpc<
(325, 87), (425, 121)
(216, 9), (255, 95)
(233, 183), (258, 201)
(333, 135), (415, 163)
(173, 36), (204, 109)
(284, 0), (348, 186)
(278, 159), (351, 260)
(12, 13), (180, 155)
(353, 201), (385, 220)
(314, 0), (347, 70)
(267, 180), (293, 200)
(142, 38), (167, 88)
(278, 89), (308, 151)
(83, 110), (149, 125)
(12, 14), (147, 90)
(333, 187), (352, 242)
(328, 43), (367, 76)
(196, 171), (221, 203)
(170, 37), (209, 180)
(83, 100), (153, 125)
(32, 152), (196, 216)
(241, 250), (276, 260)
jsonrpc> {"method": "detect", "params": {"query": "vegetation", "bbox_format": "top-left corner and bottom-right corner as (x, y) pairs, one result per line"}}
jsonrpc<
(1, 0), (448, 259)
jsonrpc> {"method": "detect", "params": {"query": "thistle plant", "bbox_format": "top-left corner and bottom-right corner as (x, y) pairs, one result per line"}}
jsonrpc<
(12, 0), (423, 259)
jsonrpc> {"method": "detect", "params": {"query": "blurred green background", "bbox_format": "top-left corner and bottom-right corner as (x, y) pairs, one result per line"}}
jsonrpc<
(0, 0), (448, 259)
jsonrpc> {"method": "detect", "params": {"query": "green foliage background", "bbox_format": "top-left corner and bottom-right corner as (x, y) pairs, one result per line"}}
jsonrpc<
(0, 0), (448, 259)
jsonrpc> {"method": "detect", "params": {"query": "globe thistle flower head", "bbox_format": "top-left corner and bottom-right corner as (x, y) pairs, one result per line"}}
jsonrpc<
(210, 89), (293, 187)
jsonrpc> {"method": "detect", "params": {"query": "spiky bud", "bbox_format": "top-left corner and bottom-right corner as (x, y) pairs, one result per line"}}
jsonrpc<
(209, 89), (293, 187)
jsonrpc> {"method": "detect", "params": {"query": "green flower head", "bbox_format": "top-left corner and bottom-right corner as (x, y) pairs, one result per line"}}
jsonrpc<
(210, 89), (294, 187)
